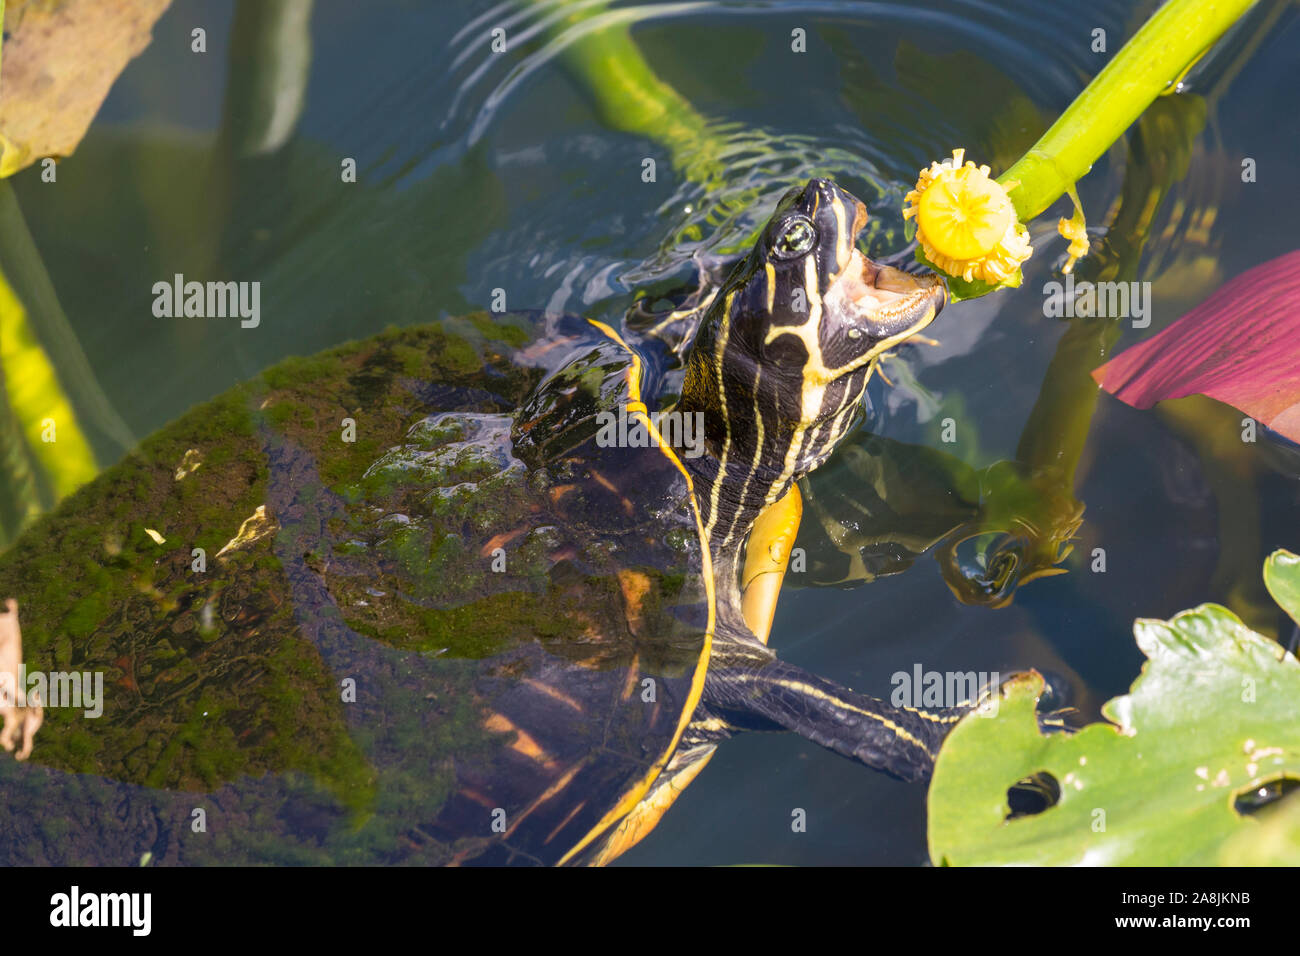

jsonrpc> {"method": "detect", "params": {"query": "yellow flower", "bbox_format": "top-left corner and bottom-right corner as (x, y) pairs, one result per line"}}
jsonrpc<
(1057, 188), (1090, 274)
(1057, 217), (1089, 274)
(903, 149), (1032, 284)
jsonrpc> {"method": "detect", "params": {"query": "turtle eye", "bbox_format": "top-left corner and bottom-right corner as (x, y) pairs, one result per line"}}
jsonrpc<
(771, 216), (816, 259)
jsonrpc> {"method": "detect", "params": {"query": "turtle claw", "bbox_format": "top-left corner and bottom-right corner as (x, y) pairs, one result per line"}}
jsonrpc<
(1037, 707), (1079, 734)
(965, 670), (1079, 735)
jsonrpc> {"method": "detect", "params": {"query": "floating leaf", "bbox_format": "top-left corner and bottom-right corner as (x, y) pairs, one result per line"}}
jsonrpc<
(1092, 250), (1300, 443)
(0, 0), (173, 177)
(1264, 548), (1300, 630)
(1219, 788), (1300, 866)
(928, 550), (1300, 865)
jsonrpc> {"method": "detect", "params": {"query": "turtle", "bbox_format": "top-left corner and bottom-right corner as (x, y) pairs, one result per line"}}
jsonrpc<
(0, 177), (970, 866)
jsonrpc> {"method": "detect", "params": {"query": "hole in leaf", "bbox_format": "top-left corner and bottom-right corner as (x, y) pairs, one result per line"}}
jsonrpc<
(1036, 670), (1073, 712)
(1233, 776), (1299, 817)
(1005, 771), (1061, 820)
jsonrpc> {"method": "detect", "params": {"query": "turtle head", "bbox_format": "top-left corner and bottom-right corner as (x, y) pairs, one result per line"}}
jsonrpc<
(729, 176), (946, 413)
(679, 179), (946, 545)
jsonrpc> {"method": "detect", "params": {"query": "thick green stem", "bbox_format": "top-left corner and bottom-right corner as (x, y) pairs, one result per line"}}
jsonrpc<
(558, 21), (724, 182)
(999, 0), (1255, 220)
(529, 0), (729, 186)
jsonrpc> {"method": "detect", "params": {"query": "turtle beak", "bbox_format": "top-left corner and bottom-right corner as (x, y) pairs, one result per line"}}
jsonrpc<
(825, 248), (946, 342)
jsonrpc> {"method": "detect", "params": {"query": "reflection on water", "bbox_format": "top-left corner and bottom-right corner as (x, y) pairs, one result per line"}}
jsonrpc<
(2, 0), (1298, 864)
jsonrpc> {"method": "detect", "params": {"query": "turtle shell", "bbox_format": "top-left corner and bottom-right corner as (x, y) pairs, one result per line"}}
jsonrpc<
(0, 312), (712, 865)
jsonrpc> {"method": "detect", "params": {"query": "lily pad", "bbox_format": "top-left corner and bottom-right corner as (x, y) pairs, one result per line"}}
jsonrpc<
(1219, 787), (1300, 866)
(928, 549), (1300, 865)
(1263, 549), (1300, 630)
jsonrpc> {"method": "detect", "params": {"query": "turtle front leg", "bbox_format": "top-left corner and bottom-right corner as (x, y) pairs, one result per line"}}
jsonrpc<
(740, 484), (803, 644)
(701, 658), (977, 783)
(721, 476), (976, 782)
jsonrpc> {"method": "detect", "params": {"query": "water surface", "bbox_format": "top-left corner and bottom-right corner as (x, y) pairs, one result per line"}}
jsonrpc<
(9, 0), (1300, 865)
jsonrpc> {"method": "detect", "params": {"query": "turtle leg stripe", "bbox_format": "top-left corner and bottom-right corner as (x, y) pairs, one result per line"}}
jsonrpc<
(701, 660), (968, 783)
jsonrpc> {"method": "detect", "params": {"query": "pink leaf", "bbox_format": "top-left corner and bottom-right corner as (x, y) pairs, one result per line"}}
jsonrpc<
(1092, 250), (1300, 442)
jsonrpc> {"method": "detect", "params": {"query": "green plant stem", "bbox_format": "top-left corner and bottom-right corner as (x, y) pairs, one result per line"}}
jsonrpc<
(999, 0), (1255, 220)
(529, 0), (729, 186)
(559, 21), (722, 181)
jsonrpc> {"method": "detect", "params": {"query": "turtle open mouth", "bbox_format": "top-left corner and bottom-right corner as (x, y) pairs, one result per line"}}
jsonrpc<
(825, 248), (946, 341)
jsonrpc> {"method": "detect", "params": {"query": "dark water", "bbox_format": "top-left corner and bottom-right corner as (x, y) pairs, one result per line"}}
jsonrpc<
(8, 0), (1300, 864)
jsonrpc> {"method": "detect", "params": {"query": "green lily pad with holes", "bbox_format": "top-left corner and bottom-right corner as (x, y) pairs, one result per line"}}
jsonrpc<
(928, 550), (1300, 865)
(1219, 784), (1300, 865)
